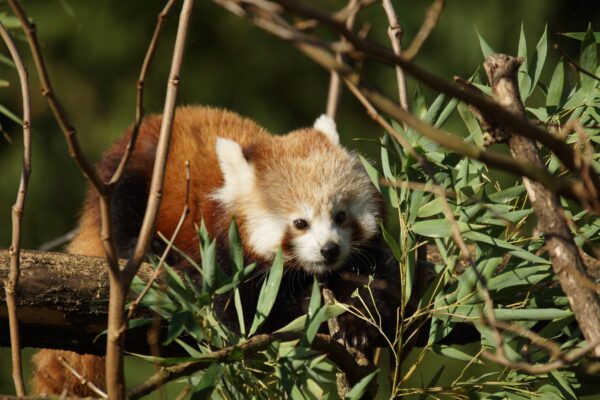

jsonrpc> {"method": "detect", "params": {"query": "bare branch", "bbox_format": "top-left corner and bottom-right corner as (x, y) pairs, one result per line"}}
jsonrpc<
(109, 0), (178, 186)
(127, 161), (191, 320)
(37, 229), (78, 252)
(104, 1), (194, 398)
(127, 332), (374, 400)
(326, 0), (361, 119)
(483, 53), (600, 358)
(0, 18), (32, 397)
(554, 43), (600, 83)
(58, 356), (108, 399)
(125, 0), (194, 276)
(381, 0), (409, 111)
(268, 0), (600, 201)
(7, 0), (105, 193)
(402, 0), (446, 60)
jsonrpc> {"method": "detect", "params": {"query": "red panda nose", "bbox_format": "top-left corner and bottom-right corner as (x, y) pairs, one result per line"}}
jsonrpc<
(321, 241), (340, 263)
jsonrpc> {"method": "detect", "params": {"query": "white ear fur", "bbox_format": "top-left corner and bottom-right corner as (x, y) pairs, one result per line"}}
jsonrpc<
(313, 114), (340, 145)
(214, 137), (255, 205)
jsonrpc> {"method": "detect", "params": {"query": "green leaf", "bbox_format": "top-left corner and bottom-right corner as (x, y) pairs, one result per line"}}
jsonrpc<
(458, 102), (483, 146)
(518, 23), (532, 98)
(275, 304), (345, 333)
(580, 24), (598, 94)
(228, 219), (244, 272)
(418, 197), (446, 218)
(411, 219), (485, 238)
(302, 276), (322, 345)
(487, 185), (525, 203)
(164, 311), (193, 345)
(423, 93), (446, 124)
(548, 370), (577, 400)
(0, 104), (22, 125)
(463, 230), (549, 264)
(249, 249), (284, 335)
(488, 265), (552, 293)
(345, 370), (378, 400)
(431, 345), (482, 362)
(547, 61), (565, 108)
(191, 363), (223, 399)
(476, 27), (495, 59)
(434, 98), (459, 128)
(201, 238), (217, 294)
(560, 32), (600, 42)
(234, 288), (246, 336)
(529, 24), (548, 97)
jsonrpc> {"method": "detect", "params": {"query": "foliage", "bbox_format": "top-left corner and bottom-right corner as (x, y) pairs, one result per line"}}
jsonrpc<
(368, 26), (600, 399)
(130, 220), (353, 399)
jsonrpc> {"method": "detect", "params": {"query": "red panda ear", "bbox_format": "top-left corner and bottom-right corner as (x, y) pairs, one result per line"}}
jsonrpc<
(313, 115), (340, 145)
(215, 137), (255, 204)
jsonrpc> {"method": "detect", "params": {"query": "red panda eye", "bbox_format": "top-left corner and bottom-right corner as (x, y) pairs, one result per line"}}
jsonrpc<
(293, 219), (308, 230)
(335, 211), (347, 224)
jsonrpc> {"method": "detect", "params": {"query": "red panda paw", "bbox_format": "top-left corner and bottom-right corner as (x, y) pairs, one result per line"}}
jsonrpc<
(335, 310), (380, 353)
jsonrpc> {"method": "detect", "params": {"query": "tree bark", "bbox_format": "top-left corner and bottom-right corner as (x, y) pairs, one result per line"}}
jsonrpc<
(483, 54), (600, 357)
(0, 249), (160, 355)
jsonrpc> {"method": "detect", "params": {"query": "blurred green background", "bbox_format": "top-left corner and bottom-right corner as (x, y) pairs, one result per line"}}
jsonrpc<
(1, 0), (599, 397)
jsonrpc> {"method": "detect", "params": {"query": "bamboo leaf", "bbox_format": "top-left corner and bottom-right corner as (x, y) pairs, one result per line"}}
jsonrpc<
(249, 249), (284, 335)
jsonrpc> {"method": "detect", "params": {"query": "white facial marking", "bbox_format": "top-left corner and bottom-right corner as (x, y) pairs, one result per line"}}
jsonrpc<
(292, 214), (351, 275)
(246, 211), (287, 258)
(213, 137), (255, 205)
(313, 114), (339, 145)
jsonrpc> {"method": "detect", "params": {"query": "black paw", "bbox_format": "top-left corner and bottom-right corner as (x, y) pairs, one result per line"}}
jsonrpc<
(335, 310), (379, 353)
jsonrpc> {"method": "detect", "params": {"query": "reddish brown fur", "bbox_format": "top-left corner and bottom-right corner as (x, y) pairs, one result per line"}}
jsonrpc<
(32, 107), (274, 396)
(31, 106), (388, 396)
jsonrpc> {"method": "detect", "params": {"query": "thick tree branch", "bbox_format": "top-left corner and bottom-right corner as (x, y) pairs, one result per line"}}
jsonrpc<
(1, 18), (32, 397)
(483, 54), (600, 358)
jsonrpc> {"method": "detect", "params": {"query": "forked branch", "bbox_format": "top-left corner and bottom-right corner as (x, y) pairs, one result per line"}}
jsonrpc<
(1, 19), (32, 397)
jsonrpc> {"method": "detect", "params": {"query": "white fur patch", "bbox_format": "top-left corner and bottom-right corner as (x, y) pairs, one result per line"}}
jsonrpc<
(313, 114), (339, 145)
(246, 212), (287, 258)
(293, 217), (349, 274)
(214, 137), (255, 205)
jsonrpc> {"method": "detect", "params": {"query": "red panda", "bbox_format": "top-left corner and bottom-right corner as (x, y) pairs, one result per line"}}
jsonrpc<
(31, 106), (398, 396)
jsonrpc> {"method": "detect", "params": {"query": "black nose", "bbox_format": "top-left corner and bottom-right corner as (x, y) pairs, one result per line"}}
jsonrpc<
(321, 241), (340, 263)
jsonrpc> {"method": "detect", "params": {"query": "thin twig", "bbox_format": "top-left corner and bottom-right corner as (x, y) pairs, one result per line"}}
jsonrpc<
(104, 2), (194, 398)
(109, 0), (178, 186)
(125, 0), (193, 277)
(402, 0), (446, 60)
(6, 0), (121, 271)
(37, 229), (78, 251)
(7, 0), (105, 193)
(482, 335), (600, 375)
(1, 18), (31, 397)
(326, 0), (361, 119)
(57, 356), (108, 399)
(127, 332), (374, 400)
(381, 0), (409, 112)
(127, 160), (191, 320)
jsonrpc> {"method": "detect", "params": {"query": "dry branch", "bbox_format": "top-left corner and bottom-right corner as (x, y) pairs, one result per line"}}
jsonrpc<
(109, 0), (177, 186)
(381, 0), (408, 112)
(483, 54), (600, 358)
(127, 332), (374, 400)
(1, 18), (32, 396)
(0, 249), (155, 354)
(267, 0), (600, 207)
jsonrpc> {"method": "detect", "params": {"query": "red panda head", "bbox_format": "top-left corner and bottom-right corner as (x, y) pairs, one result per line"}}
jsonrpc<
(213, 115), (382, 275)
